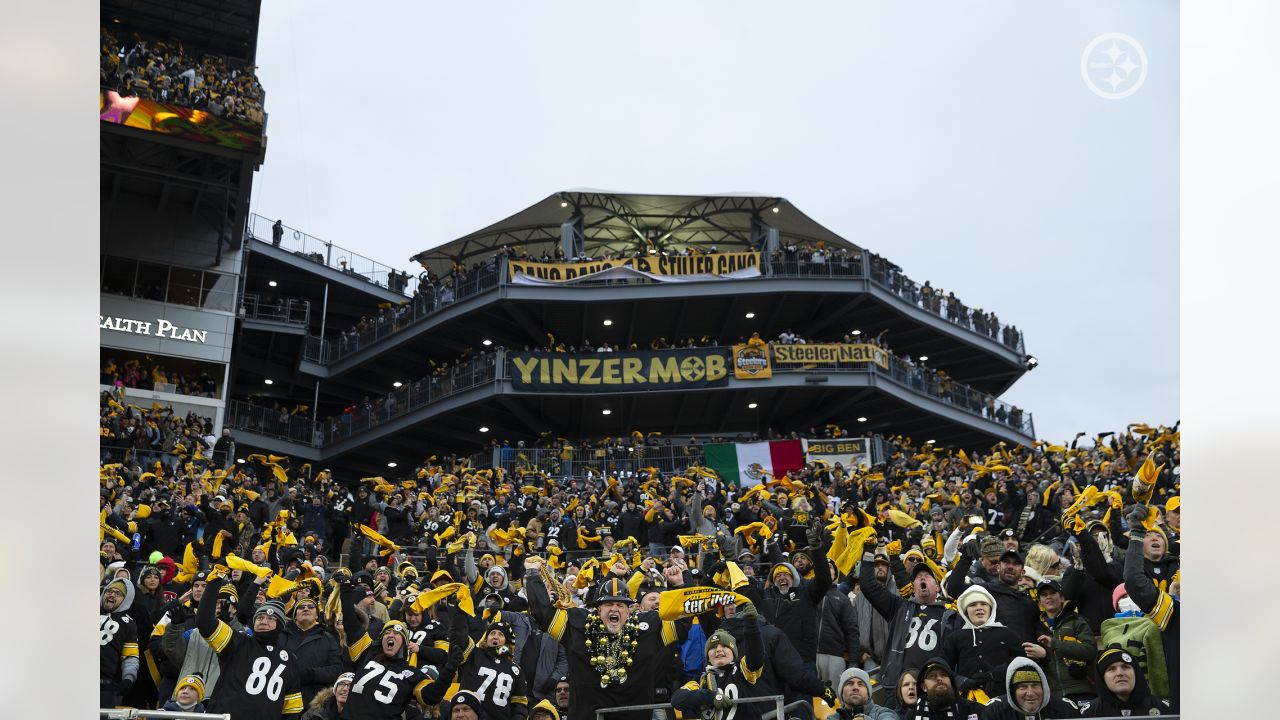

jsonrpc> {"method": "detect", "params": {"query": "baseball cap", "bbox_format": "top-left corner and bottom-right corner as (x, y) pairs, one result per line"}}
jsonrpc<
(979, 536), (1002, 557)
(1036, 579), (1063, 595)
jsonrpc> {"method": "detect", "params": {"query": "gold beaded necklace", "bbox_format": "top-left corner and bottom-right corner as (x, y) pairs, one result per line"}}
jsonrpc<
(585, 614), (641, 688)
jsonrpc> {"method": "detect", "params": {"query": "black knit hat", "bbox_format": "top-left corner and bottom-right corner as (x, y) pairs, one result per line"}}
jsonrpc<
(451, 690), (486, 718)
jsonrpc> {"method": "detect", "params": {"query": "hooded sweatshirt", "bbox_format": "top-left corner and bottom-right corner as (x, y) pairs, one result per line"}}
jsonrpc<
(100, 579), (141, 689)
(939, 585), (1024, 700)
(978, 657), (1083, 719)
(1080, 649), (1171, 717)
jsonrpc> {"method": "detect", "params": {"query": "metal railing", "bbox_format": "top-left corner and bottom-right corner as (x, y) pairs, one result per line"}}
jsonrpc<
(321, 262), (502, 363)
(227, 345), (1030, 450)
(301, 251), (1025, 367)
(302, 334), (329, 364)
(101, 710), (231, 720)
(227, 352), (502, 446)
(596, 694), (787, 720)
(241, 292), (310, 325)
(247, 213), (416, 295)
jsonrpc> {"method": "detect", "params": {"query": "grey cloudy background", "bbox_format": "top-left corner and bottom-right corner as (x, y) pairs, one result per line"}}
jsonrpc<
(249, 0), (1178, 443)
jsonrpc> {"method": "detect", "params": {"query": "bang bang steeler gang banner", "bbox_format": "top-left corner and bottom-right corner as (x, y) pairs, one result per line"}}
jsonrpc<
(508, 252), (761, 285)
(509, 347), (730, 392)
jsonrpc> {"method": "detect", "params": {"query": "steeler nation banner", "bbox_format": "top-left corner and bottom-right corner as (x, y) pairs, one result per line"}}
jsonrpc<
(508, 252), (761, 284)
(804, 438), (873, 470)
(770, 343), (891, 370)
(509, 348), (730, 392)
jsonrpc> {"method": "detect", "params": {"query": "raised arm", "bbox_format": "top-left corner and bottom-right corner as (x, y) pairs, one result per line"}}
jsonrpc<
(857, 551), (903, 620)
(1121, 510), (1176, 631)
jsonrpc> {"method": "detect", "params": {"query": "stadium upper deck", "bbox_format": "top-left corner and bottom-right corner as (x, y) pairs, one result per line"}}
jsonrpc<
(226, 192), (1036, 476)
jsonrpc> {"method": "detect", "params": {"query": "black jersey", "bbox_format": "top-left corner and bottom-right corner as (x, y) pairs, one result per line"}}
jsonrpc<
(673, 619), (767, 720)
(529, 588), (688, 720)
(99, 610), (139, 683)
(456, 641), (529, 720)
(408, 617), (451, 658)
(202, 619), (304, 719)
(344, 634), (450, 719)
(899, 603), (955, 678)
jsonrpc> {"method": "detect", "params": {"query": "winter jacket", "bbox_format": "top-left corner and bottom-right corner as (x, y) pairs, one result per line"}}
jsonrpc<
(1078, 650), (1171, 717)
(818, 587), (861, 661)
(300, 687), (342, 720)
(748, 536), (832, 663)
(851, 586), (891, 666)
(1122, 528), (1179, 711)
(281, 622), (345, 705)
(1037, 606), (1095, 699)
(1098, 616), (1167, 702)
(941, 586), (1025, 699)
(858, 555), (963, 696)
(979, 657), (1083, 719)
(1057, 563), (1113, 636)
(719, 615), (827, 700)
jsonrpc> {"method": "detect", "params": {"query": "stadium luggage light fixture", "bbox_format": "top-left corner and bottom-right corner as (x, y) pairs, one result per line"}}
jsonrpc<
(602, 409), (612, 415)
(387, 462), (397, 468)
(602, 319), (613, 326)
(393, 381), (403, 388)
(857, 416), (868, 422)
(268, 280), (278, 287)
(926, 439), (936, 445)
(482, 339), (493, 346)
(745, 312), (755, 319)
(1025, 355), (1039, 370)
(919, 355), (929, 362)
(264, 378), (274, 385)
(851, 330), (861, 336)
(479, 426), (490, 433)
(748, 402), (758, 409)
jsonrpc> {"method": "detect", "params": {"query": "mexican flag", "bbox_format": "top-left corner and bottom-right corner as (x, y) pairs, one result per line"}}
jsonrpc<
(704, 440), (805, 487)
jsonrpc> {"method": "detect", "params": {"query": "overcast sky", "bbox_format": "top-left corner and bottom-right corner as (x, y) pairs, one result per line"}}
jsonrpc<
(249, 1), (1178, 443)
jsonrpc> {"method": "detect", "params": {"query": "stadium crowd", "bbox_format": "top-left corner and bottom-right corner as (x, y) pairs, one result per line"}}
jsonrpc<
(326, 245), (1021, 362)
(103, 356), (221, 400)
(100, 411), (1179, 718)
(244, 332), (1027, 451)
(100, 26), (266, 124)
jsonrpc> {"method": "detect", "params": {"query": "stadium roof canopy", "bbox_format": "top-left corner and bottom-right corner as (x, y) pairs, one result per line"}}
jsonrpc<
(411, 190), (861, 273)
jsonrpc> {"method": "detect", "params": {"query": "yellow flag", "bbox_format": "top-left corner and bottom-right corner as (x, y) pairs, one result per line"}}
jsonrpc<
(886, 509), (921, 528)
(712, 561), (749, 591)
(411, 582), (475, 616)
(355, 523), (401, 554)
(226, 553), (273, 579)
(678, 534), (713, 549)
(101, 522), (130, 544)
(657, 586), (751, 621)
(267, 575), (298, 598)
(829, 526), (877, 575)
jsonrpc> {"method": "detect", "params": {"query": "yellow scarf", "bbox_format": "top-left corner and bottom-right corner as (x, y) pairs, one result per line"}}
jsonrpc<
(657, 586), (751, 621)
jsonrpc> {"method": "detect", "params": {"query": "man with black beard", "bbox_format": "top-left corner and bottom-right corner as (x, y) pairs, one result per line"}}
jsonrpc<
(903, 657), (983, 720)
